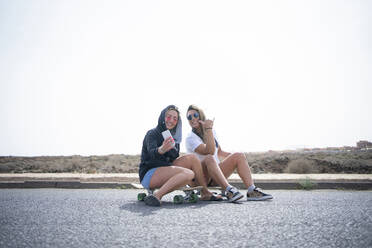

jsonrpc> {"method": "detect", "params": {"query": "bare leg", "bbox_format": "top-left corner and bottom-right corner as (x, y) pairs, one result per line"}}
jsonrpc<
(149, 166), (194, 200)
(201, 155), (229, 189)
(172, 154), (215, 199)
(219, 152), (254, 188)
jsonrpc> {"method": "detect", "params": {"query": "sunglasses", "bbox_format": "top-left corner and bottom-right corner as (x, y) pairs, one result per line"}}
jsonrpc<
(187, 112), (199, 120)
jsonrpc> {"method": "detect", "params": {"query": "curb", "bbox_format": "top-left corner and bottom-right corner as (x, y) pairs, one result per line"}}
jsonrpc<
(0, 181), (134, 189)
(237, 181), (372, 190)
(1, 173), (371, 190)
(1, 180), (371, 190)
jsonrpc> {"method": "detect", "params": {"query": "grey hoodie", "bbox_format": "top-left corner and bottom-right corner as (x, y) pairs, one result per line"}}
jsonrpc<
(138, 105), (182, 182)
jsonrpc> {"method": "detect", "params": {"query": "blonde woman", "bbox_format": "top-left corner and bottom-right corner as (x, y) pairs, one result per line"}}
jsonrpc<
(185, 105), (273, 201)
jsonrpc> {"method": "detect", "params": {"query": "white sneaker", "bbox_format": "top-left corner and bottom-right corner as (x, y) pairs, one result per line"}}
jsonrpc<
(247, 187), (273, 201)
(225, 186), (244, 202)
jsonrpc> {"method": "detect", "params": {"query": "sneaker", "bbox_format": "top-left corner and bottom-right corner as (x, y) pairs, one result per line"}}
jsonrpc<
(144, 194), (161, 206)
(225, 186), (244, 202)
(246, 187), (273, 201)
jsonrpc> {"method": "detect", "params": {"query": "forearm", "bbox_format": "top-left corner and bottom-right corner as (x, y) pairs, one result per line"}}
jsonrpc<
(167, 144), (180, 160)
(146, 132), (163, 159)
(149, 143), (162, 159)
(203, 129), (216, 154)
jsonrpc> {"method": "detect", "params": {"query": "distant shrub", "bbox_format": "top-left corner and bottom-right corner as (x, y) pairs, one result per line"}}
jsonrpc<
(285, 159), (318, 174)
(299, 177), (317, 190)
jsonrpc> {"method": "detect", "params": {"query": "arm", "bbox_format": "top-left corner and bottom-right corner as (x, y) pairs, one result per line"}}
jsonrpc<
(194, 128), (216, 155)
(194, 119), (215, 155)
(166, 143), (180, 161)
(145, 131), (163, 160)
(158, 136), (175, 155)
(146, 131), (174, 159)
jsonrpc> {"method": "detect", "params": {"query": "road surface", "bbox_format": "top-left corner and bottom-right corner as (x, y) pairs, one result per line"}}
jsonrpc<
(1, 189), (371, 247)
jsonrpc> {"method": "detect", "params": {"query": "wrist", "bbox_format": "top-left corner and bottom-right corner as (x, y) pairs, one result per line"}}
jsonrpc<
(158, 147), (164, 154)
(205, 127), (213, 130)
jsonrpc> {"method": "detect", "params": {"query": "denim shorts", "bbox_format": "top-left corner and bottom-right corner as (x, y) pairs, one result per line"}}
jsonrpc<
(141, 167), (158, 189)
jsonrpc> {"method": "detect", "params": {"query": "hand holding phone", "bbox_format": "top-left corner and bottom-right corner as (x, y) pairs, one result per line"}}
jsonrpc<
(161, 130), (175, 154)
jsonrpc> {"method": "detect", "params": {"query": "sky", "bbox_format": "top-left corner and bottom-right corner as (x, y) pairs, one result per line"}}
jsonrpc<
(0, 0), (371, 156)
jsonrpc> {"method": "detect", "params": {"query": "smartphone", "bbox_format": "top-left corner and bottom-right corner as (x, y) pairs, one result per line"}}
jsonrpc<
(162, 130), (175, 147)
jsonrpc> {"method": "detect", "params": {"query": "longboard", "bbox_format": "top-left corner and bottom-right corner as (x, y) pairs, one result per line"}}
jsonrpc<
(137, 186), (203, 204)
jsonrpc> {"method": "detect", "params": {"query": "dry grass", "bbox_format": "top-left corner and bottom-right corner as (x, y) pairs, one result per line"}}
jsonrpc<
(284, 159), (318, 174)
(0, 154), (141, 173)
(245, 149), (372, 174)
(1, 149), (372, 174)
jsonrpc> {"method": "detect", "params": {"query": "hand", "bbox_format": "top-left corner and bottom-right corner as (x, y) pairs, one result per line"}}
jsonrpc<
(158, 137), (175, 154)
(199, 119), (214, 130)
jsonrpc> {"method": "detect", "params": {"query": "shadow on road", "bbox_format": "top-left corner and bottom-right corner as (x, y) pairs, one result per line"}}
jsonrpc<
(119, 199), (218, 216)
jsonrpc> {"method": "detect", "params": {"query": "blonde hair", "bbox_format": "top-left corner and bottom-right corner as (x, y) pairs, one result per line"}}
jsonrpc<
(187, 104), (207, 140)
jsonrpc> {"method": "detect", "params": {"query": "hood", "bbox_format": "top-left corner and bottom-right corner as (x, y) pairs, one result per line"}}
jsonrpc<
(157, 105), (182, 144)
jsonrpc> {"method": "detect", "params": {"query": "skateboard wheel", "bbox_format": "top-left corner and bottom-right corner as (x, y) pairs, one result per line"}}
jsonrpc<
(137, 193), (146, 201)
(189, 193), (198, 203)
(173, 195), (184, 204)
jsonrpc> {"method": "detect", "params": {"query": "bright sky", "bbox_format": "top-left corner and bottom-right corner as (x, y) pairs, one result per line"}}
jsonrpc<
(1, 0), (371, 156)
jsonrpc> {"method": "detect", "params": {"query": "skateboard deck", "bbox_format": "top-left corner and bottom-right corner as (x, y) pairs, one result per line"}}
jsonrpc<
(137, 186), (203, 204)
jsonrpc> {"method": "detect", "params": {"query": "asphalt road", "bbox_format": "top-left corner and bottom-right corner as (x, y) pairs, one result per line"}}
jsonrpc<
(1, 189), (371, 248)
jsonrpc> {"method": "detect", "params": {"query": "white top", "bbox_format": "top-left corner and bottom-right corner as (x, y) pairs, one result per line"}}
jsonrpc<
(186, 130), (220, 164)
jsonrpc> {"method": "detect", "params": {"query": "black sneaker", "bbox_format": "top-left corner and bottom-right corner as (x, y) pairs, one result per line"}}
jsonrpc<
(144, 194), (161, 206)
(246, 187), (273, 201)
(225, 186), (244, 202)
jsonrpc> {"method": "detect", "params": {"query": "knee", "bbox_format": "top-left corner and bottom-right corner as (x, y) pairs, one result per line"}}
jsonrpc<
(187, 154), (202, 166)
(233, 152), (250, 167)
(204, 154), (217, 166)
(189, 153), (199, 162)
(234, 152), (246, 161)
(184, 168), (195, 181)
